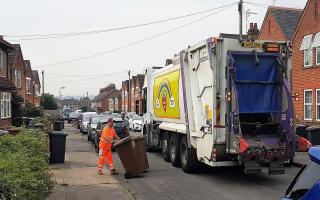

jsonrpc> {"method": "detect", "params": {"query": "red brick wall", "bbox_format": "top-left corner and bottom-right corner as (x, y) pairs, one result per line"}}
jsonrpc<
(25, 72), (33, 104)
(10, 52), (26, 103)
(0, 118), (12, 129)
(292, 0), (320, 123)
(122, 81), (129, 112)
(258, 11), (287, 41)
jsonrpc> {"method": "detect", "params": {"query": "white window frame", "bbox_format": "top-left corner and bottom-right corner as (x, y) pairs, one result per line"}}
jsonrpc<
(0, 92), (11, 119)
(304, 89), (313, 121)
(316, 47), (320, 66)
(15, 70), (22, 88)
(26, 77), (31, 94)
(304, 48), (313, 67)
(317, 89), (320, 121)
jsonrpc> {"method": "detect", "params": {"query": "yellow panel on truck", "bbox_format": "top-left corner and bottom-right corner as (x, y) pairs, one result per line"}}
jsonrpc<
(153, 69), (180, 119)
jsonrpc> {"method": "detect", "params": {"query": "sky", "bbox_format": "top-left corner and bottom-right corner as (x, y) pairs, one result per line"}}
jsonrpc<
(0, 0), (308, 97)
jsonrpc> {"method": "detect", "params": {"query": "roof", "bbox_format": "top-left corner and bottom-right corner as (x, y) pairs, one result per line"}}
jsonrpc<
(8, 44), (24, 68)
(0, 77), (16, 91)
(270, 7), (303, 40)
(108, 90), (121, 99)
(32, 70), (40, 83)
(0, 37), (13, 50)
(24, 60), (32, 74)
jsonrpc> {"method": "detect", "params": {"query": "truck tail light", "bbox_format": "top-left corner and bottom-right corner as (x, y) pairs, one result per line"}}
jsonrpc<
(239, 138), (249, 153)
(211, 148), (217, 160)
(265, 151), (273, 160)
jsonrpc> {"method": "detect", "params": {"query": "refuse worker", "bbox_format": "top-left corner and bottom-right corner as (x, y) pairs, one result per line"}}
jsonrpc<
(98, 117), (120, 175)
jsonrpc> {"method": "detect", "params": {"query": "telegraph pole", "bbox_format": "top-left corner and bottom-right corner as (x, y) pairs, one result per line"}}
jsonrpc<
(238, 0), (243, 40)
(128, 70), (131, 112)
(42, 70), (44, 94)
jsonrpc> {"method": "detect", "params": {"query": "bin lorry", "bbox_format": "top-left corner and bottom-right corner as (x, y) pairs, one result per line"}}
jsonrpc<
(141, 37), (295, 174)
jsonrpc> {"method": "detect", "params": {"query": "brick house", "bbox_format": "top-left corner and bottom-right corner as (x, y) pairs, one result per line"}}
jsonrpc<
(108, 90), (122, 111)
(32, 70), (41, 107)
(23, 60), (33, 104)
(94, 84), (116, 112)
(258, 6), (303, 41)
(133, 74), (144, 115)
(121, 80), (129, 112)
(291, 0), (320, 124)
(0, 37), (16, 128)
(8, 44), (26, 104)
(130, 75), (136, 112)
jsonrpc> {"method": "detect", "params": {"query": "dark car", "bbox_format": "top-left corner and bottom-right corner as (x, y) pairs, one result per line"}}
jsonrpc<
(93, 118), (129, 151)
(282, 147), (320, 200)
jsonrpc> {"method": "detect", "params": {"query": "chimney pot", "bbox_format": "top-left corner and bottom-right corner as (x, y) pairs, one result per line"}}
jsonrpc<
(250, 23), (254, 29)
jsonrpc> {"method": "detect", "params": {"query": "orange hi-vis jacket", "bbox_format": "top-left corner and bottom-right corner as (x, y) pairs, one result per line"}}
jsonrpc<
(99, 126), (117, 150)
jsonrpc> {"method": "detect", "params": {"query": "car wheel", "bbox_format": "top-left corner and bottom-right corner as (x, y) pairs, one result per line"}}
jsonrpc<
(169, 133), (180, 167)
(180, 136), (198, 173)
(161, 132), (170, 162)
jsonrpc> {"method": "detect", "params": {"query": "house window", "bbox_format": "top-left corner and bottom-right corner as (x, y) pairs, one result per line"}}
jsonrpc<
(1, 92), (11, 118)
(313, 32), (320, 65)
(304, 90), (313, 120)
(34, 84), (40, 97)
(26, 77), (31, 94)
(109, 99), (114, 104)
(317, 90), (320, 121)
(14, 70), (22, 88)
(115, 98), (118, 105)
(0, 48), (3, 70)
(301, 35), (313, 67)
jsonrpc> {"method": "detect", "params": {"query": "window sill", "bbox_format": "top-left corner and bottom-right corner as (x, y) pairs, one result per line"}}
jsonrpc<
(0, 117), (11, 119)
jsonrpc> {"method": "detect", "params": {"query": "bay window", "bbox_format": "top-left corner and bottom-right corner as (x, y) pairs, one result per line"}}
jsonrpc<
(1, 92), (11, 118)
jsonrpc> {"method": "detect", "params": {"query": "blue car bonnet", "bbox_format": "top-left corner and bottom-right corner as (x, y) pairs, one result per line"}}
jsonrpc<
(308, 146), (320, 165)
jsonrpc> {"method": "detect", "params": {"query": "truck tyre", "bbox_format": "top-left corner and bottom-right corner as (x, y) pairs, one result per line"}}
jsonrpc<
(161, 132), (170, 162)
(169, 133), (180, 167)
(180, 136), (198, 173)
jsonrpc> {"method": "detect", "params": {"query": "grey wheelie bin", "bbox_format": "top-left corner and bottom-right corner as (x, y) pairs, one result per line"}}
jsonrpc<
(132, 135), (149, 172)
(114, 136), (141, 179)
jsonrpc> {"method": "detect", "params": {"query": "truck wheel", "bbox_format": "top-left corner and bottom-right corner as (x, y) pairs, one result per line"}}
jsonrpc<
(169, 133), (180, 167)
(180, 136), (198, 173)
(161, 132), (170, 162)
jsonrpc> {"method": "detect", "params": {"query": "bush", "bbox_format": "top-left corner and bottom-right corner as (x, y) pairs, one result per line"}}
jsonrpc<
(23, 102), (43, 118)
(0, 129), (54, 200)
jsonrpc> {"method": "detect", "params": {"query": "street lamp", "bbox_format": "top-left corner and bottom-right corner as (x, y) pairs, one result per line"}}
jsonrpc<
(59, 87), (66, 116)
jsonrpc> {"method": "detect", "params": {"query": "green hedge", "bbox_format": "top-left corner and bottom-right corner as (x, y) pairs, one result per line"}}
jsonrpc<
(0, 129), (54, 200)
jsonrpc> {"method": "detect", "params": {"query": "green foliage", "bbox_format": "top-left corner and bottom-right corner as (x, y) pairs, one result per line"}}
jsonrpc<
(23, 102), (43, 118)
(0, 129), (54, 200)
(41, 94), (58, 110)
(11, 94), (24, 127)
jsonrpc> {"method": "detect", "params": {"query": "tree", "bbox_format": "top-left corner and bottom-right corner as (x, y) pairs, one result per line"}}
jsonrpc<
(23, 102), (42, 117)
(11, 93), (24, 126)
(41, 93), (58, 110)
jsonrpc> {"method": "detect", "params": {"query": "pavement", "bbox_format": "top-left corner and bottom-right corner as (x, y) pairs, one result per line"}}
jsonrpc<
(292, 152), (309, 167)
(46, 124), (133, 200)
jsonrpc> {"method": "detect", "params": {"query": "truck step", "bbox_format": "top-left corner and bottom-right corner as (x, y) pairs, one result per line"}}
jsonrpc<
(244, 167), (262, 174)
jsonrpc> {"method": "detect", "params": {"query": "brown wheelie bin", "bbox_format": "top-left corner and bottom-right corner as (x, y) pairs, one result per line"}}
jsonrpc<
(132, 135), (149, 172)
(114, 136), (140, 179)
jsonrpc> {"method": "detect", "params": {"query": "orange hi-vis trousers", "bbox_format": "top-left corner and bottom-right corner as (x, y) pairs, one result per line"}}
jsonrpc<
(98, 148), (114, 171)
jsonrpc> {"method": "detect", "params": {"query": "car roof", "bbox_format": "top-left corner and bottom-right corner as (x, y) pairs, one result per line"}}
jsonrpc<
(309, 146), (320, 165)
(99, 117), (123, 124)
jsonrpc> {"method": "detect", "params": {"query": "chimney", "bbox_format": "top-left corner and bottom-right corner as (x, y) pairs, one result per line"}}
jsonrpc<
(247, 22), (260, 41)
(165, 59), (173, 66)
(0, 35), (3, 40)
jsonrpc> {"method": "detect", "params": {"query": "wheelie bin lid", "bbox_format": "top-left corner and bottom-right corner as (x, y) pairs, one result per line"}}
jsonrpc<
(114, 136), (131, 147)
(50, 131), (68, 136)
(132, 135), (145, 140)
(306, 126), (320, 131)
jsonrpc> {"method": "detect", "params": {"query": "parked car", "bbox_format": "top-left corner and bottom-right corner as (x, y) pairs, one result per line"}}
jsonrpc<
(76, 113), (82, 129)
(129, 114), (143, 131)
(124, 112), (135, 128)
(282, 146), (320, 200)
(79, 112), (97, 134)
(111, 113), (122, 119)
(68, 112), (81, 124)
(93, 118), (129, 151)
(87, 115), (105, 142)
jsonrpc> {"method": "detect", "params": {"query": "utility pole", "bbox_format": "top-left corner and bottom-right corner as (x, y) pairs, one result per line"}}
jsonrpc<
(87, 92), (89, 111)
(128, 70), (131, 112)
(42, 70), (44, 94)
(238, 0), (243, 40)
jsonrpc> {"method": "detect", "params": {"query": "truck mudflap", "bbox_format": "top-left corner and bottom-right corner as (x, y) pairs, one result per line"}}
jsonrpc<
(243, 160), (285, 175)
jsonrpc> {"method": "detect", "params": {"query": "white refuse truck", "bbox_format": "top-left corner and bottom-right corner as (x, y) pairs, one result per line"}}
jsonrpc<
(141, 37), (295, 174)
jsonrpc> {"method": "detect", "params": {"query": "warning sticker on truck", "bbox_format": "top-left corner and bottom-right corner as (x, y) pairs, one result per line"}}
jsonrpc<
(153, 70), (180, 119)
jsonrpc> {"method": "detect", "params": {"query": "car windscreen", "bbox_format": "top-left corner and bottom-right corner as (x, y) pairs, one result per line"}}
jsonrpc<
(83, 114), (94, 122)
(112, 113), (122, 118)
(92, 116), (104, 124)
(133, 115), (142, 120)
(114, 121), (124, 128)
(286, 160), (320, 199)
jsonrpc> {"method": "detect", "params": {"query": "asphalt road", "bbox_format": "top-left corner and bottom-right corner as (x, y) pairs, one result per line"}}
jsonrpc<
(111, 131), (300, 200)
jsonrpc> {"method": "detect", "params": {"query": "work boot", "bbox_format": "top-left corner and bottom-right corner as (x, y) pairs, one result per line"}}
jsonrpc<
(97, 170), (103, 175)
(111, 169), (119, 175)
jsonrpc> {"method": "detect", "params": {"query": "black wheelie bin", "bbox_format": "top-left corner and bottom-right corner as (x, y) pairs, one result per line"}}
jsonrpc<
(49, 131), (68, 164)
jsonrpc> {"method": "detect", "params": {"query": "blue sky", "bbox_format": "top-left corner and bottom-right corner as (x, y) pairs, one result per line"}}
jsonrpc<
(0, 0), (308, 96)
